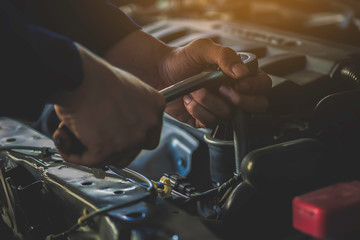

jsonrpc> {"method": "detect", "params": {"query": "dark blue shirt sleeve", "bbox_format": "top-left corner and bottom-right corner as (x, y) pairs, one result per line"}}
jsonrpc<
(1, 0), (141, 121)
(32, 0), (142, 56)
(0, 0), (83, 120)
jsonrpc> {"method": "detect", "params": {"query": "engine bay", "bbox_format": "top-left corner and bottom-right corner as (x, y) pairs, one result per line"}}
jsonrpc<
(1, 0), (360, 239)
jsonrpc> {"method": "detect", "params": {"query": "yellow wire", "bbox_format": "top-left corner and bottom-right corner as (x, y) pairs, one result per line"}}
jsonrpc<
(77, 208), (89, 225)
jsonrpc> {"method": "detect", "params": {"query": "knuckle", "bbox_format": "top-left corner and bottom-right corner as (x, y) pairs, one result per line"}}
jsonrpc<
(262, 73), (273, 91)
(184, 100), (196, 113)
(218, 46), (236, 59)
(218, 46), (238, 62)
(193, 38), (214, 47)
(192, 89), (207, 103)
(184, 100), (200, 116)
(232, 94), (242, 106)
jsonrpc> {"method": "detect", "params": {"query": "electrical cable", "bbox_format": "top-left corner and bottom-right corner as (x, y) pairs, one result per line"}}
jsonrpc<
(0, 146), (156, 239)
(0, 145), (58, 156)
(185, 187), (219, 203)
(109, 166), (155, 193)
(186, 173), (242, 203)
(0, 146), (155, 193)
(48, 193), (151, 240)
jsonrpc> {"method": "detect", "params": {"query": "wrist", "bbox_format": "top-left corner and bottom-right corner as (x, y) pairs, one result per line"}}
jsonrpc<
(104, 30), (175, 89)
(51, 43), (110, 109)
(154, 45), (178, 90)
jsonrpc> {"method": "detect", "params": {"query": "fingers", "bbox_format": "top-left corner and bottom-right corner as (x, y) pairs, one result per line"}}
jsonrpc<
(183, 94), (217, 128)
(190, 88), (232, 119)
(53, 114), (162, 167)
(182, 38), (249, 79)
(216, 70), (271, 113)
(53, 122), (72, 155)
(53, 122), (87, 156)
(219, 85), (269, 113)
(181, 69), (271, 127)
(234, 70), (272, 94)
(183, 39), (272, 95)
(216, 46), (250, 79)
(178, 70), (271, 128)
(52, 121), (96, 166)
(183, 89), (232, 128)
(53, 126), (142, 168)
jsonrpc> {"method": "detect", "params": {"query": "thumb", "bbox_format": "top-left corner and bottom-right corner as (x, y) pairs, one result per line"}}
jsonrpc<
(182, 38), (249, 78)
(53, 122), (87, 155)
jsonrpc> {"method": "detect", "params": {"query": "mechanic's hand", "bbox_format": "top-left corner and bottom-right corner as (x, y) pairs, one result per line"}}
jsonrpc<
(52, 44), (165, 168)
(159, 38), (272, 128)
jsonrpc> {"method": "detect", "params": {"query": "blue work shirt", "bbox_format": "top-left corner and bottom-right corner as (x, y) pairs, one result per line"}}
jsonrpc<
(0, 0), (140, 120)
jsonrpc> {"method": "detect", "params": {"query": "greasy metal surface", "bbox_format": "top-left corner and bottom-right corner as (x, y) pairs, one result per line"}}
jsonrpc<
(129, 114), (203, 179)
(0, 117), (218, 239)
(45, 165), (147, 209)
(0, 117), (54, 149)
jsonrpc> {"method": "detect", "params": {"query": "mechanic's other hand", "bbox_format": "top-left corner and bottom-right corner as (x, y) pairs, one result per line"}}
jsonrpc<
(160, 38), (272, 128)
(52, 44), (165, 168)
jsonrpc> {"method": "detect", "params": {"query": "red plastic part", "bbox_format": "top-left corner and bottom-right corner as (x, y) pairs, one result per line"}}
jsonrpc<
(293, 181), (360, 239)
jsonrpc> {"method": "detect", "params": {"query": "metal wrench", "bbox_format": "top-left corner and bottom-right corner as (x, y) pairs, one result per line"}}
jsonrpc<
(160, 52), (258, 102)
(53, 52), (258, 177)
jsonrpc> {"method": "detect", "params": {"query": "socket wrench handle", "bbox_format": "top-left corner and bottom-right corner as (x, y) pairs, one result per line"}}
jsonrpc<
(160, 52), (258, 102)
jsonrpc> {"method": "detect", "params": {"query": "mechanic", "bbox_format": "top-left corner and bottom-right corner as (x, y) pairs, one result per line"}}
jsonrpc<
(0, 0), (271, 168)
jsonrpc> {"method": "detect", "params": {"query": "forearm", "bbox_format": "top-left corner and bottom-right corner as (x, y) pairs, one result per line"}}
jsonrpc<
(104, 30), (174, 90)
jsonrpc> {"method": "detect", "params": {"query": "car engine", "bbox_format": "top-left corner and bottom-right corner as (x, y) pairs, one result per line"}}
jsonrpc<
(1, 0), (360, 239)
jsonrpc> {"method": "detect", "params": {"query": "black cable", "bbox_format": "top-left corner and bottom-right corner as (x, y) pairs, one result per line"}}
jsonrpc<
(185, 187), (219, 203)
(186, 173), (242, 203)
(0, 145), (58, 156)
(48, 193), (151, 240)
(0, 146), (156, 239)
(218, 186), (234, 206)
